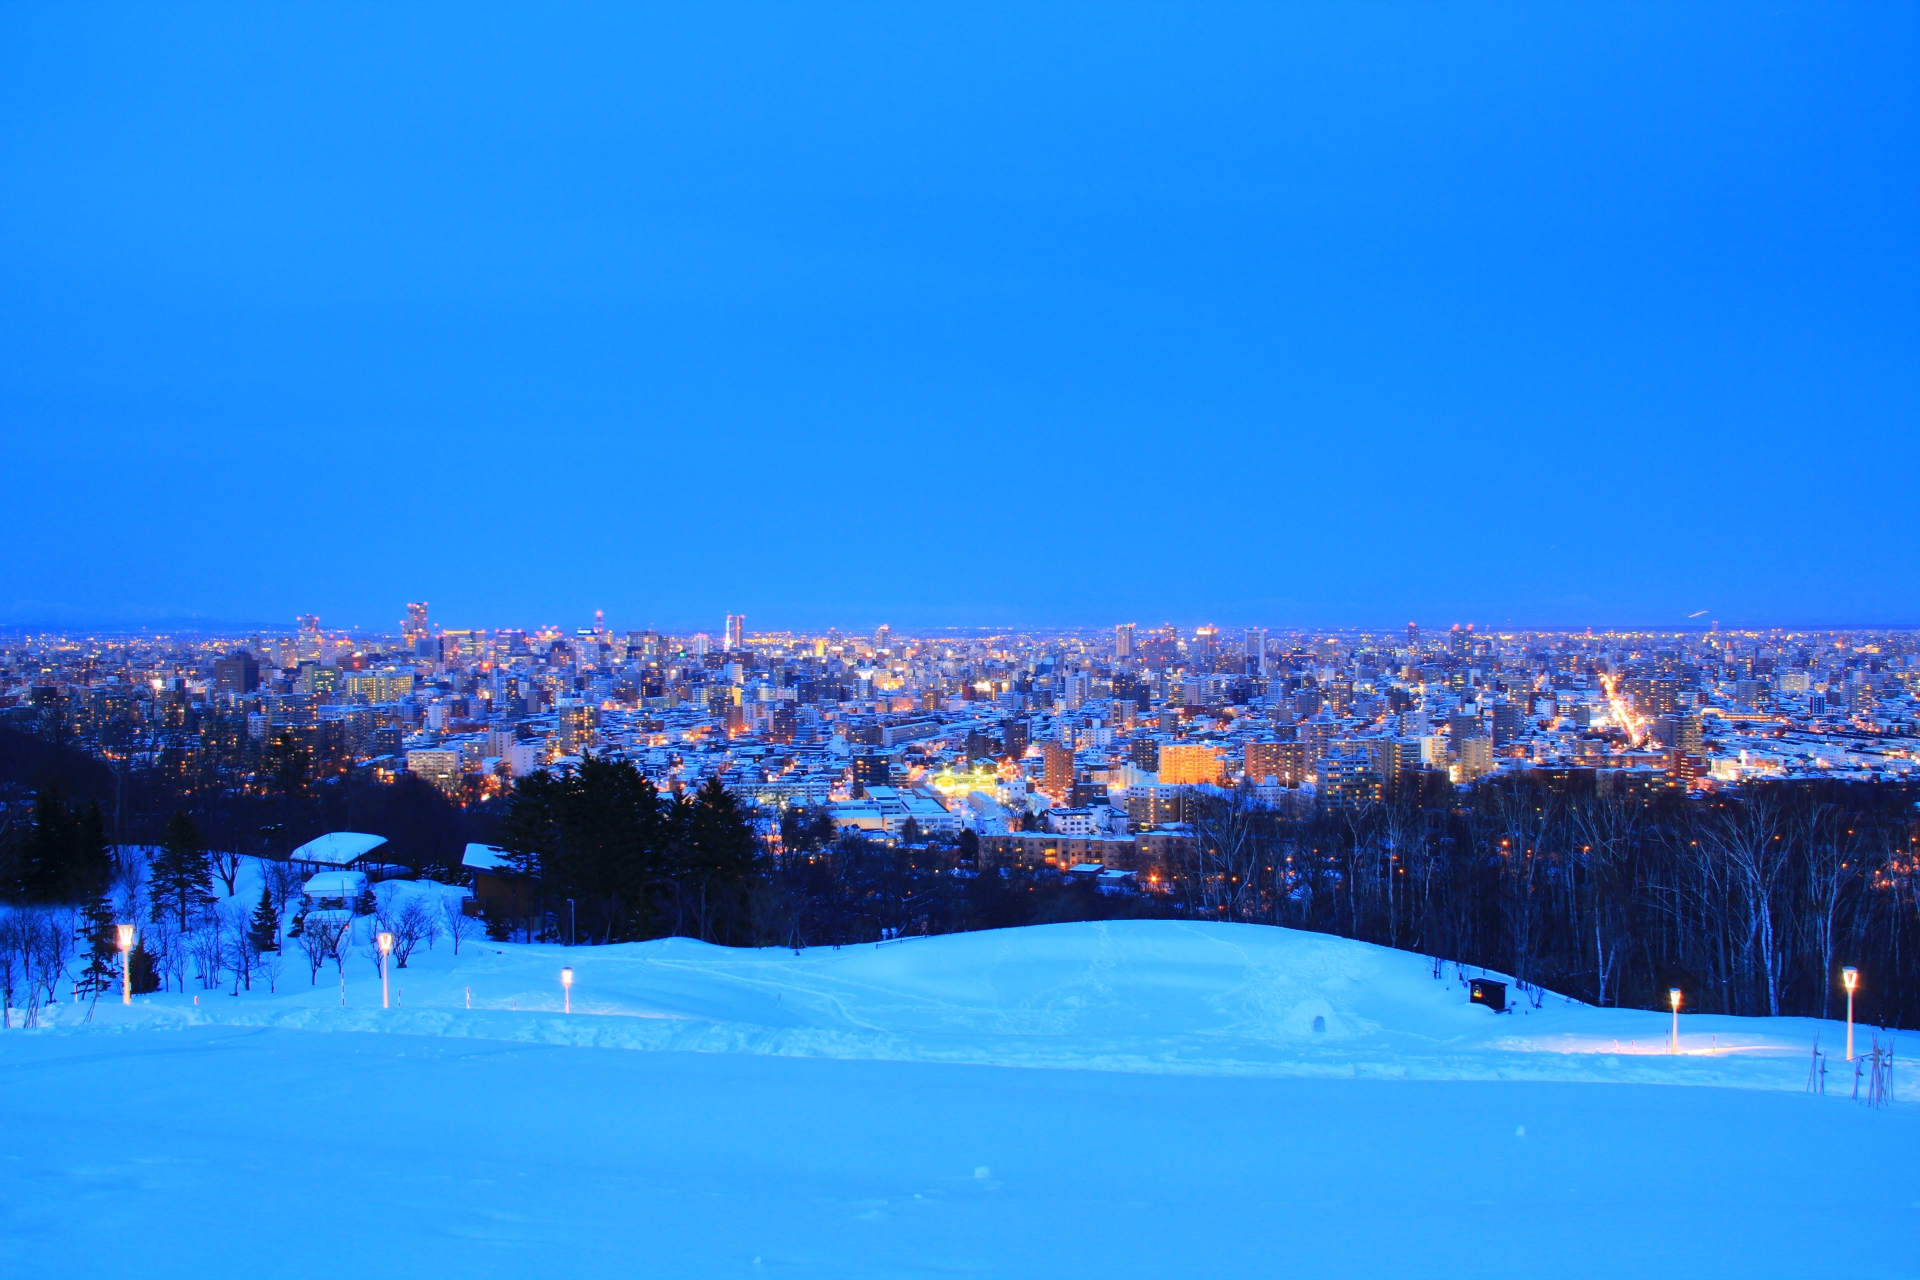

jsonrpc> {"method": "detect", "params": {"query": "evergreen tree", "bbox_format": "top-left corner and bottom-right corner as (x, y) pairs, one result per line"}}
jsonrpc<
(353, 885), (377, 917)
(128, 940), (161, 995)
(18, 784), (73, 902)
(677, 776), (761, 945)
(66, 801), (111, 904)
(74, 891), (120, 1000)
(149, 811), (213, 930)
(247, 886), (280, 952)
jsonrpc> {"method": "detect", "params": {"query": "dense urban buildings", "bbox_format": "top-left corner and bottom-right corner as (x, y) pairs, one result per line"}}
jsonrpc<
(5, 614), (1916, 869)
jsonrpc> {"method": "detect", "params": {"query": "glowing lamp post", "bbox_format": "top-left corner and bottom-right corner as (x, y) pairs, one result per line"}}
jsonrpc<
(1668, 988), (1681, 1055)
(116, 924), (136, 1006)
(1842, 967), (1859, 1062)
(377, 931), (394, 1010)
(561, 966), (574, 1014)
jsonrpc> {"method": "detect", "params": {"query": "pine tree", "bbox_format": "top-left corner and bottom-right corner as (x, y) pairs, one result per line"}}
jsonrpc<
(67, 801), (111, 904)
(247, 887), (280, 953)
(149, 811), (213, 930)
(74, 891), (120, 1000)
(353, 885), (377, 917)
(19, 784), (73, 902)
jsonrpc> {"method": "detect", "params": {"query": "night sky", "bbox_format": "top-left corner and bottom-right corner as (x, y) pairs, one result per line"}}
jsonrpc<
(3, 4), (1914, 634)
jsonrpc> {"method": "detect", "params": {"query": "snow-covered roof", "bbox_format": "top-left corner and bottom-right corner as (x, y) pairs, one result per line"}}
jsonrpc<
(303, 871), (367, 898)
(290, 832), (388, 866)
(462, 842), (513, 871)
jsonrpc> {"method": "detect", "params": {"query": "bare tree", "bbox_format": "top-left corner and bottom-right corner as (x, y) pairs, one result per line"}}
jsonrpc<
(222, 902), (258, 993)
(1709, 791), (1789, 1016)
(441, 895), (481, 955)
(0, 914), (22, 1027)
(257, 943), (284, 994)
(190, 920), (226, 991)
(146, 915), (183, 993)
(263, 859), (305, 918)
(298, 913), (348, 985)
(390, 898), (437, 968)
(26, 909), (75, 1021)
(209, 847), (245, 898)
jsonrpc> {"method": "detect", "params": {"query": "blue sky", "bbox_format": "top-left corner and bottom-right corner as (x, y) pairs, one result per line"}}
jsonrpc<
(2, 3), (1915, 635)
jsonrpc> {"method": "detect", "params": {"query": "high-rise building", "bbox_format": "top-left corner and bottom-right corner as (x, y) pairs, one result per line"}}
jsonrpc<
(692, 632), (712, 657)
(555, 700), (597, 756)
(1115, 623), (1135, 659)
(1490, 701), (1523, 748)
(874, 623), (892, 651)
(1318, 756), (1383, 808)
(1245, 627), (1268, 676)
(406, 748), (463, 798)
(1042, 741), (1077, 798)
(212, 652), (260, 695)
(1245, 740), (1308, 787)
(1455, 735), (1494, 781)
(1193, 625), (1219, 662)
(296, 615), (323, 663)
(725, 614), (745, 652)
(1407, 622), (1420, 650)
(1448, 623), (1473, 659)
(403, 603), (429, 647)
(1159, 743), (1226, 786)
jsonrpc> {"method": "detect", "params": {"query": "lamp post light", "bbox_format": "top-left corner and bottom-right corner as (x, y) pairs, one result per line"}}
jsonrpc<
(1668, 987), (1681, 1055)
(116, 924), (136, 1006)
(377, 931), (394, 1010)
(561, 966), (573, 1015)
(1842, 967), (1859, 1062)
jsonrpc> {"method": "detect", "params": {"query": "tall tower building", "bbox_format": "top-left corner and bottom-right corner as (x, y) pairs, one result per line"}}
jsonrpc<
(725, 614), (745, 652)
(1244, 627), (1268, 676)
(874, 623), (892, 651)
(1042, 741), (1076, 799)
(404, 603), (429, 645)
(1115, 623), (1135, 659)
(1406, 622), (1420, 651)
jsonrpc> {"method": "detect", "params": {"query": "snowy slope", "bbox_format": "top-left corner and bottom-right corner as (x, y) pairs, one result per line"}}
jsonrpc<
(57, 896), (1905, 1098)
(5, 878), (1917, 1278)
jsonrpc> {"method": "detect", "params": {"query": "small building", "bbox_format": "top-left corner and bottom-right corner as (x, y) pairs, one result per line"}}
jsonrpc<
(302, 870), (368, 910)
(463, 842), (531, 928)
(1469, 978), (1507, 1013)
(289, 831), (389, 872)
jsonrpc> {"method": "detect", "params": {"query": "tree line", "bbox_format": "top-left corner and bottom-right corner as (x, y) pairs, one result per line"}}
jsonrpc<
(1174, 775), (1920, 1030)
(8, 715), (1918, 1031)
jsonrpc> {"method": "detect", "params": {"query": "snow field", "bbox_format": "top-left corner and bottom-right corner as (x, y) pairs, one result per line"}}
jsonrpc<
(3, 859), (1916, 1277)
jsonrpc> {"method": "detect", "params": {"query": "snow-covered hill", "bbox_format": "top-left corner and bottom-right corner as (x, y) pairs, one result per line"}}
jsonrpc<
(4, 890), (1916, 1278)
(60, 899), (1902, 1096)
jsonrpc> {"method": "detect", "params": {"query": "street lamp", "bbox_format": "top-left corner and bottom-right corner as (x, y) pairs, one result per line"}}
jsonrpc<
(1668, 987), (1681, 1055)
(377, 931), (394, 1010)
(561, 966), (574, 1015)
(1842, 967), (1859, 1062)
(116, 924), (136, 1006)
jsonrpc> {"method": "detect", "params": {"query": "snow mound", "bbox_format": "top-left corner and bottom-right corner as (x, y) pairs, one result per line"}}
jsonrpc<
(62, 918), (1899, 1096)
